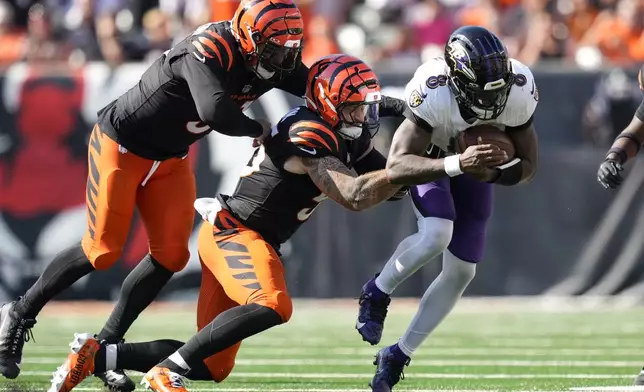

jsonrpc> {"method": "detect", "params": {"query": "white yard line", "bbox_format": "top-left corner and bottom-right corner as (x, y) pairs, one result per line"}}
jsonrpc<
(23, 347), (644, 357)
(16, 371), (633, 379)
(21, 357), (644, 367)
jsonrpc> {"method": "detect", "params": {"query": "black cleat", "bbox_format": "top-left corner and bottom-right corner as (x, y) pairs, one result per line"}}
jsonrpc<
(369, 345), (411, 392)
(356, 275), (391, 345)
(96, 369), (136, 392)
(0, 300), (36, 379)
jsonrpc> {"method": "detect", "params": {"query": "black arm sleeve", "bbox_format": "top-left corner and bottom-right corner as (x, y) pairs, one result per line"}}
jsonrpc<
(277, 62), (309, 98)
(178, 55), (263, 138)
(379, 96), (407, 118)
(353, 147), (387, 174)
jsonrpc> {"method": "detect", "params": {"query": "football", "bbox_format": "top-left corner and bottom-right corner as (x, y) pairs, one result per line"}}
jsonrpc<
(455, 124), (516, 162)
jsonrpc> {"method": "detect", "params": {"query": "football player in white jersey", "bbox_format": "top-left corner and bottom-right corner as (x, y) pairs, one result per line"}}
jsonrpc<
(354, 26), (540, 391)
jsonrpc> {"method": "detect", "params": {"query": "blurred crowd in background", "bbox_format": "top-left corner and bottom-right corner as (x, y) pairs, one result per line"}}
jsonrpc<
(0, 0), (642, 69)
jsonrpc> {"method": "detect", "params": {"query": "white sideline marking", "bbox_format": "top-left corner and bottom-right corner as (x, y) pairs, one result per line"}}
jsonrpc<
(22, 357), (644, 367)
(16, 371), (632, 379)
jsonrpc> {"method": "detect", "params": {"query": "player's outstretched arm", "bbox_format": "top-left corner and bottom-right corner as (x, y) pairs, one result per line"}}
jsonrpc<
(607, 116), (644, 165)
(178, 52), (266, 138)
(386, 119), (506, 186)
(301, 156), (401, 211)
(598, 71), (644, 189)
(597, 115), (644, 189)
(386, 119), (441, 185)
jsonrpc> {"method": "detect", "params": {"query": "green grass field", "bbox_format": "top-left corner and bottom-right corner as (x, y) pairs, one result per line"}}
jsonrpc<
(4, 297), (644, 392)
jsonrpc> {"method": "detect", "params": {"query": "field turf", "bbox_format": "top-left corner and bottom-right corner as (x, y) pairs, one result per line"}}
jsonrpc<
(3, 297), (644, 392)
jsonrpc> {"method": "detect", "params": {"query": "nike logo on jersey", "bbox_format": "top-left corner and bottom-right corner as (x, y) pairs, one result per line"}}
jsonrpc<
(192, 52), (206, 63)
(186, 121), (211, 134)
(300, 147), (317, 155)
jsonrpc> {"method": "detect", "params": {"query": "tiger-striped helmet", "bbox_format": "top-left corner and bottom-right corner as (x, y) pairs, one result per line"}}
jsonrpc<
(306, 54), (382, 139)
(231, 0), (304, 80)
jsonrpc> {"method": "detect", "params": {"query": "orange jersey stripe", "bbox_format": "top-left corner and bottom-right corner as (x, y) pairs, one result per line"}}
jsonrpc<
(289, 136), (316, 148)
(192, 41), (214, 59)
(206, 31), (233, 71)
(296, 121), (339, 150)
(198, 37), (223, 65)
(296, 130), (331, 151)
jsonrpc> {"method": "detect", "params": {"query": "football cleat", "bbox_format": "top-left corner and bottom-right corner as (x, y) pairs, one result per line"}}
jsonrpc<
(48, 333), (100, 392)
(356, 275), (391, 345)
(634, 368), (644, 385)
(0, 300), (36, 379)
(369, 345), (411, 392)
(96, 369), (136, 392)
(142, 366), (189, 392)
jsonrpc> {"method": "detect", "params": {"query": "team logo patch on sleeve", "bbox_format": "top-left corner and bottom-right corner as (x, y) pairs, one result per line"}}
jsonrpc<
(409, 90), (425, 108)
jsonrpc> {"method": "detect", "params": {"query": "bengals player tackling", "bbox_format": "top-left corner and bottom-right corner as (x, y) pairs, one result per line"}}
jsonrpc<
(47, 54), (408, 392)
(0, 1), (309, 391)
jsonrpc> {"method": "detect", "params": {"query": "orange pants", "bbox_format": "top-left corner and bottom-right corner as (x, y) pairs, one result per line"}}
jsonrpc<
(196, 210), (292, 382)
(80, 125), (196, 272)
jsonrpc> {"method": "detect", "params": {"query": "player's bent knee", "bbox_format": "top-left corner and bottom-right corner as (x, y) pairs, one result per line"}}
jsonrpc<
(417, 217), (453, 256)
(443, 250), (477, 285)
(88, 249), (123, 270)
(150, 247), (190, 272)
(254, 292), (293, 323)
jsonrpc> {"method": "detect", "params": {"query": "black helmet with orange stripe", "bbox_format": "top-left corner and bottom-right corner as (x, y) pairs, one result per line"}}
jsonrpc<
(231, 0), (304, 81)
(305, 54), (382, 140)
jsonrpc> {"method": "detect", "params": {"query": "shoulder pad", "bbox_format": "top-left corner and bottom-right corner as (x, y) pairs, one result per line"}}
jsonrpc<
(288, 120), (340, 158)
(504, 59), (539, 127)
(404, 58), (450, 128)
(189, 25), (234, 71)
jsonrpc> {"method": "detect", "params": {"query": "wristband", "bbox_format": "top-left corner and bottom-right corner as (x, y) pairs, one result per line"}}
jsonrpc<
(444, 155), (463, 177)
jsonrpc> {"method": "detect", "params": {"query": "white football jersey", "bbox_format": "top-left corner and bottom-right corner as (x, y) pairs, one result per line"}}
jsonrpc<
(404, 57), (539, 152)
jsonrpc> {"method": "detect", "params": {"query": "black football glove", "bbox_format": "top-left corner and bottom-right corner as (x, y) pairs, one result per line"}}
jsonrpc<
(388, 186), (409, 201)
(597, 159), (624, 189)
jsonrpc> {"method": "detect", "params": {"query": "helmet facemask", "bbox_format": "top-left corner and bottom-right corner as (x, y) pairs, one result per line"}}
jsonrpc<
(241, 13), (303, 82)
(336, 91), (381, 140)
(254, 38), (302, 80)
(449, 73), (514, 120)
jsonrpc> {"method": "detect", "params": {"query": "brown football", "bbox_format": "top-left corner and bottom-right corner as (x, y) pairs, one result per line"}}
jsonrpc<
(455, 124), (516, 162)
